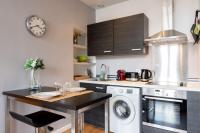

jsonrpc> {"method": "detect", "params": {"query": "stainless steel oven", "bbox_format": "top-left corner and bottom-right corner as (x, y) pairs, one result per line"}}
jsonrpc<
(142, 88), (187, 133)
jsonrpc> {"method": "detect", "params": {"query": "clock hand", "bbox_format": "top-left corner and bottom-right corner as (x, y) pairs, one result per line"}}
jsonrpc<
(37, 26), (43, 31)
(30, 25), (39, 28)
(31, 25), (43, 30)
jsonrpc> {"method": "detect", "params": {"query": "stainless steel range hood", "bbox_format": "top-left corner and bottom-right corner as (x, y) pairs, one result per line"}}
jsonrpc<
(145, 0), (188, 44)
(146, 0), (188, 86)
(145, 30), (188, 44)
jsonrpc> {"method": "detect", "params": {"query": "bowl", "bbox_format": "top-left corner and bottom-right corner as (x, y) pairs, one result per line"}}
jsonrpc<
(77, 55), (89, 62)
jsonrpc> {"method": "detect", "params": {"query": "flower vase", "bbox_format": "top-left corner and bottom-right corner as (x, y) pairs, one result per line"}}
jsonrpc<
(30, 69), (40, 90)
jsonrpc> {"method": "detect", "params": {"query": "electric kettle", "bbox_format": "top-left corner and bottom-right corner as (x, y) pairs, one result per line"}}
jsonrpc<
(141, 69), (152, 82)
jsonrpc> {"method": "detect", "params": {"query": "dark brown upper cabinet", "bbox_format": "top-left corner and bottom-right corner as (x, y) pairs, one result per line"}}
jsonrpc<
(87, 13), (149, 56)
(87, 20), (114, 56)
(114, 13), (149, 55)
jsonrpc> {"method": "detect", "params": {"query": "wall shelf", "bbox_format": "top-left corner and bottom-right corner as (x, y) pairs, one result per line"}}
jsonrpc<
(73, 44), (87, 50)
(73, 27), (96, 80)
(74, 62), (96, 65)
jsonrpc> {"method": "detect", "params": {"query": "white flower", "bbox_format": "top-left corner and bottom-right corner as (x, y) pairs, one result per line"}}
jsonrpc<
(31, 59), (37, 68)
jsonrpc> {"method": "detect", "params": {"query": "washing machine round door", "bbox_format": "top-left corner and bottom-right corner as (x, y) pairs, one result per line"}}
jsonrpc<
(111, 95), (136, 124)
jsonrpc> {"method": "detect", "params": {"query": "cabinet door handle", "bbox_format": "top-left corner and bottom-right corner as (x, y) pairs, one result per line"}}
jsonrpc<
(142, 98), (146, 101)
(131, 48), (142, 51)
(104, 50), (112, 53)
(96, 87), (104, 90)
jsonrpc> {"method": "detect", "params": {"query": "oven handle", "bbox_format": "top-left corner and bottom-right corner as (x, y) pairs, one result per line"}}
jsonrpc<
(144, 96), (183, 103)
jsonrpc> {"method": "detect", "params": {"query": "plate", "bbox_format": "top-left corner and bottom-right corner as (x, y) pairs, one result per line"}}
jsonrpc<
(66, 87), (86, 92)
(31, 91), (61, 99)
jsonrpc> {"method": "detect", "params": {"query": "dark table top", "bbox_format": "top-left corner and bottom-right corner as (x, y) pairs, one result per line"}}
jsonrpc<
(3, 86), (112, 112)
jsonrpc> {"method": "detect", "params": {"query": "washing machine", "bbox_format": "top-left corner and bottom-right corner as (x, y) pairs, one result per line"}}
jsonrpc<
(107, 86), (141, 133)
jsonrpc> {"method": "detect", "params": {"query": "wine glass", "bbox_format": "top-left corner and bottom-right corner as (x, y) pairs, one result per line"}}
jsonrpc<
(63, 82), (72, 92)
(54, 82), (63, 93)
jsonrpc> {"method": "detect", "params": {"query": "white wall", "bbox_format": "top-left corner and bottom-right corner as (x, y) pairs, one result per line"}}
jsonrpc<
(95, 0), (200, 78)
(0, 0), (95, 132)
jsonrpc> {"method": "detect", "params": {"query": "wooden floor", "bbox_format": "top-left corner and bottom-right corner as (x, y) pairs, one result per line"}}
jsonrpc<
(65, 123), (106, 133)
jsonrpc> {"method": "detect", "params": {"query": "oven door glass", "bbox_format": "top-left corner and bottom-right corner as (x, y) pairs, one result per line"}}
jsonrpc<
(143, 96), (187, 130)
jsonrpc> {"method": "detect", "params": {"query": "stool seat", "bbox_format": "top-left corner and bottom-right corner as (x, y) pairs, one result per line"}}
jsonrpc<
(10, 110), (65, 128)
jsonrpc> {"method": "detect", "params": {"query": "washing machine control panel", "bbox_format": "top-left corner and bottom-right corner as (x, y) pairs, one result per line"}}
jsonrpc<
(118, 88), (133, 94)
(107, 86), (140, 96)
(127, 89), (133, 94)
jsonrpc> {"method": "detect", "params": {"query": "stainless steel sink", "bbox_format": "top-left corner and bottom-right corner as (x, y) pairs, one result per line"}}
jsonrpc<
(89, 78), (114, 82)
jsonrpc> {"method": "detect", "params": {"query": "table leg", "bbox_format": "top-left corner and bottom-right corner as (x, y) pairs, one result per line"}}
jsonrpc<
(70, 111), (79, 133)
(5, 97), (11, 133)
(105, 99), (109, 133)
(80, 113), (84, 133)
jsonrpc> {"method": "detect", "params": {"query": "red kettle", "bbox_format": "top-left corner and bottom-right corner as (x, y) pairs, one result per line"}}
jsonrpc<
(117, 70), (126, 80)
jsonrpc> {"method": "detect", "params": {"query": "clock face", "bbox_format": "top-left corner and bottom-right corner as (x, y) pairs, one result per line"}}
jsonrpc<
(26, 15), (46, 37)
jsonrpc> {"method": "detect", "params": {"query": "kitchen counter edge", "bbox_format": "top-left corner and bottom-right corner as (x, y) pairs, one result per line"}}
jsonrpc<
(79, 80), (200, 92)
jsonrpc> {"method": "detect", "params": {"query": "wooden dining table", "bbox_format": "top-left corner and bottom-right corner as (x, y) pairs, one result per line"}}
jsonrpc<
(3, 86), (112, 133)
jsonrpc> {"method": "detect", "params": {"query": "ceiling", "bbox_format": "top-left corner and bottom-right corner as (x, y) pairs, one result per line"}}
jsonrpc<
(80, 0), (128, 9)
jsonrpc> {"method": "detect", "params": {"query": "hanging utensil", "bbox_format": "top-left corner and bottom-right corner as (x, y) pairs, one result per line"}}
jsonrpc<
(191, 10), (200, 44)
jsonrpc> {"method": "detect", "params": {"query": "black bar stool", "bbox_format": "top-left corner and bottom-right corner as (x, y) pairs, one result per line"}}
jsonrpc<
(9, 110), (65, 133)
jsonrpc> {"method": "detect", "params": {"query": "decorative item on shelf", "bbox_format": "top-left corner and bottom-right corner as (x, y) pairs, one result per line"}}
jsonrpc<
(24, 58), (45, 90)
(73, 32), (81, 44)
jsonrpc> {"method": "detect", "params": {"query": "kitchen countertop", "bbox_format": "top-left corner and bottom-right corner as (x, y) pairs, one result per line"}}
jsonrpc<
(79, 80), (200, 92)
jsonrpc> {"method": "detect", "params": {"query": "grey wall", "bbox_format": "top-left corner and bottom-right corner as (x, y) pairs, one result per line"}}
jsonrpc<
(0, 0), (95, 132)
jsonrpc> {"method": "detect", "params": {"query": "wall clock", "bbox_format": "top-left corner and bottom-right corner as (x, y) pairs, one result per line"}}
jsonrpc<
(26, 15), (47, 37)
